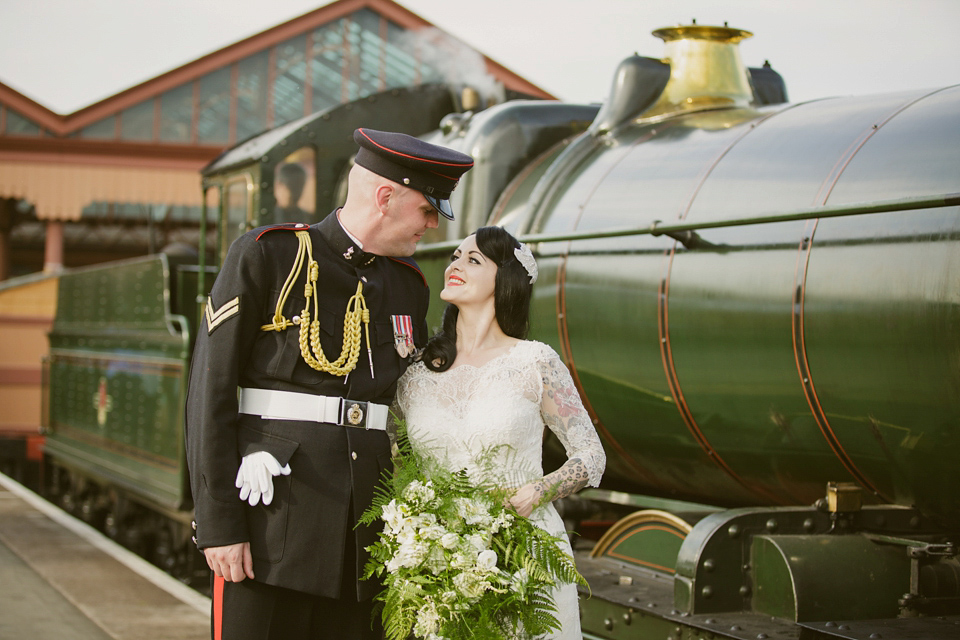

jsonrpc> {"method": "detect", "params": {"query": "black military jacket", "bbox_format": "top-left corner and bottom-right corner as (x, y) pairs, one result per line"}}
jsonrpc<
(185, 211), (429, 599)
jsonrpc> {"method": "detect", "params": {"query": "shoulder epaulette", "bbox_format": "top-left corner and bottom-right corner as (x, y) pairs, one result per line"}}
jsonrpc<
(387, 256), (427, 287)
(255, 223), (311, 241)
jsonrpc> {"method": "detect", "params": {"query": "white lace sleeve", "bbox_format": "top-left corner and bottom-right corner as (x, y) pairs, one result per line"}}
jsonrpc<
(535, 344), (606, 493)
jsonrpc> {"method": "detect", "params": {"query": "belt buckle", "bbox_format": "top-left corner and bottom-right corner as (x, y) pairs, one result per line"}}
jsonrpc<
(339, 399), (368, 429)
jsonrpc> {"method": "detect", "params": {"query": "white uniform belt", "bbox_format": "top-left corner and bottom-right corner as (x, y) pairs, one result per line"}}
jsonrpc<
(238, 388), (388, 431)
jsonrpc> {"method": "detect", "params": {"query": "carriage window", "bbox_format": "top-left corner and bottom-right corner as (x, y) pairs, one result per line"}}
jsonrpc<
(272, 147), (317, 225)
(223, 178), (252, 259)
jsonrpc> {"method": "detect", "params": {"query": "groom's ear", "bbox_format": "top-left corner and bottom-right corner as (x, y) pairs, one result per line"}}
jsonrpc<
(374, 183), (395, 215)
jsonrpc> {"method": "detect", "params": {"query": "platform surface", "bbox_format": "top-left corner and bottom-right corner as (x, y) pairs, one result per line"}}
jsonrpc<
(0, 473), (210, 640)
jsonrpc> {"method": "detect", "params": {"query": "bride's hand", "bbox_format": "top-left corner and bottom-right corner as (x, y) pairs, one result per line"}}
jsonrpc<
(507, 483), (544, 518)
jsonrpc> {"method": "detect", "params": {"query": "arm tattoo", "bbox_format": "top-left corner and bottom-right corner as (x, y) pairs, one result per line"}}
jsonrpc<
(533, 348), (606, 504)
(531, 458), (590, 506)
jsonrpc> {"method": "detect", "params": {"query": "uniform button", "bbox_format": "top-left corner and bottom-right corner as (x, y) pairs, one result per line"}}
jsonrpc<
(351, 451), (358, 460)
(292, 315), (301, 325)
(295, 223), (307, 228)
(361, 276), (367, 283)
(191, 520), (197, 530)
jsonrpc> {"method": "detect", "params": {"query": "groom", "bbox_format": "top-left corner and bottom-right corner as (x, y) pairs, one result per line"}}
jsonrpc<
(185, 128), (473, 640)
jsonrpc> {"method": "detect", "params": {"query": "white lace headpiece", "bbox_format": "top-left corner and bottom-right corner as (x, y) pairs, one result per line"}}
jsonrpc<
(513, 243), (538, 284)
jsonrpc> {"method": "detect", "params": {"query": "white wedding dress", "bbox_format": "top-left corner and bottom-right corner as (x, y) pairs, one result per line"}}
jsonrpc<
(395, 340), (606, 639)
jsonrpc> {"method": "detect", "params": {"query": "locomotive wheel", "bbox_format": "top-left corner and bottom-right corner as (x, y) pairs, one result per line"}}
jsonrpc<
(79, 493), (106, 528)
(59, 489), (76, 515)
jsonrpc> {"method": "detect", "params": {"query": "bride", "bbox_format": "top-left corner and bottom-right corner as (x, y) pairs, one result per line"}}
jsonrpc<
(394, 226), (606, 638)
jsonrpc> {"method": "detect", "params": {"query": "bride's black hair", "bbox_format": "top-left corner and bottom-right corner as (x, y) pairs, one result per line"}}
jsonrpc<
(422, 226), (532, 372)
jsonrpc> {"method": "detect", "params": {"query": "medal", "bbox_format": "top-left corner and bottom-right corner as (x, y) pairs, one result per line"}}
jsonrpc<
(391, 315), (414, 358)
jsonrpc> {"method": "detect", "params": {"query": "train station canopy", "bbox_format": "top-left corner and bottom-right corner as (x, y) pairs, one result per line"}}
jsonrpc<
(0, 0), (551, 223)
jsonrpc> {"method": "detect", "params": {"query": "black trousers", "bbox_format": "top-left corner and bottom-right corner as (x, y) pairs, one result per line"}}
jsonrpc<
(212, 576), (381, 640)
(210, 510), (382, 640)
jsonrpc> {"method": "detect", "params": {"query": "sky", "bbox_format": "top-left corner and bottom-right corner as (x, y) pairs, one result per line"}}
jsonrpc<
(1, 0), (959, 115)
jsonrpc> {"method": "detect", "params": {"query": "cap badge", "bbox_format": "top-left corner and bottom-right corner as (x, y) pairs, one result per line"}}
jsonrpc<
(392, 315), (415, 358)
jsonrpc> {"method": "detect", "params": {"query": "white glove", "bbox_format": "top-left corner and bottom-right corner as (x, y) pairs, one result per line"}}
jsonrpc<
(235, 451), (291, 506)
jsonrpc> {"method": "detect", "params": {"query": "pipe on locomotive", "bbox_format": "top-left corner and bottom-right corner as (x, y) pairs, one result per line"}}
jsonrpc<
(416, 192), (960, 254)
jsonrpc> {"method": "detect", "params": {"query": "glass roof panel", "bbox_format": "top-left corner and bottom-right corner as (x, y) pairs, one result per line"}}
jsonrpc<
(236, 51), (269, 141)
(274, 34), (307, 126)
(198, 67), (231, 144)
(4, 107), (43, 136)
(159, 83), (193, 143)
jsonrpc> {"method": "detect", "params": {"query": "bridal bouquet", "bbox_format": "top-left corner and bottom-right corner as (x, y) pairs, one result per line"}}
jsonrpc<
(359, 425), (586, 640)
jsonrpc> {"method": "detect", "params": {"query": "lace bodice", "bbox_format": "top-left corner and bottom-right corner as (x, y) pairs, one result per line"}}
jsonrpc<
(395, 340), (605, 494)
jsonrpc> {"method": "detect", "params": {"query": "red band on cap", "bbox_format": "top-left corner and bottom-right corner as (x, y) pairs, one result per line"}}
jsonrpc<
(357, 129), (473, 168)
(426, 167), (461, 183)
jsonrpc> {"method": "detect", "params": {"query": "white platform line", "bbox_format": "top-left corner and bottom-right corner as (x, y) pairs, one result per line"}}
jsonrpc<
(0, 471), (211, 615)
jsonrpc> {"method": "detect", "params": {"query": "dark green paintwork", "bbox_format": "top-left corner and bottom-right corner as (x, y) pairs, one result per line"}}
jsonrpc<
(751, 534), (910, 621)
(46, 255), (193, 509)
(579, 600), (678, 640)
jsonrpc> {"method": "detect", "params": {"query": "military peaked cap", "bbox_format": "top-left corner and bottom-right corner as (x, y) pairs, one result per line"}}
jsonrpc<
(353, 127), (474, 220)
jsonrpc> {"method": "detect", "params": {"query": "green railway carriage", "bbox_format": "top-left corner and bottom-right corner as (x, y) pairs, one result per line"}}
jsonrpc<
(40, 22), (960, 638)
(44, 252), (207, 567)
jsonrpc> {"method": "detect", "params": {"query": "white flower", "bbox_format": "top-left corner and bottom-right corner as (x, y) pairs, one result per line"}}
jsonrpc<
(425, 546), (448, 575)
(396, 524), (418, 546)
(440, 532), (460, 549)
(381, 499), (410, 534)
(386, 555), (404, 573)
(388, 540), (427, 572)
(456, 497), (491, 525)
(453, 571), (487, 600)
(420, 523), (447, 541)
(466, 533), (488, 553)
(417, 511), (438, 527)
(414, 601), (441, 636)
(491, 511), (514, 533)
(404, 479), (437, 505)
(451, 551), (473, 570)
(476, 549), (498, 572)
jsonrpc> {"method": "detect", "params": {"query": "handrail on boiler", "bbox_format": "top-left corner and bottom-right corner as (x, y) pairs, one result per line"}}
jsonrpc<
(416, 192), (960, 255)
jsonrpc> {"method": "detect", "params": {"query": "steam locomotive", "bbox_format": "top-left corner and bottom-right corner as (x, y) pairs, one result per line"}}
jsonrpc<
(41, 23), (960, 638)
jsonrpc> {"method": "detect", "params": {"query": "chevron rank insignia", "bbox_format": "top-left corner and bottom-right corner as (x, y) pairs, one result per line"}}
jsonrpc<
(205, 296), (239, 334)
